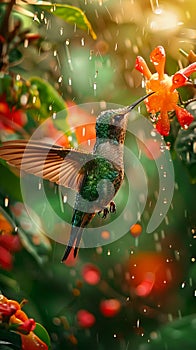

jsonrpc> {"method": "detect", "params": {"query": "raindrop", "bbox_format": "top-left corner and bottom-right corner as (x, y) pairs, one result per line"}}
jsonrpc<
(49, 105), (53, 111)
(33, 12), (38, 22)
(52, 112), (56, 119)
(68, 78), (72, 86)
(20, 94), (28, 106)
(168, 313), (173, 322)
(149, 0), (160, 13)
(181, 281), (186, 288)
(93, 82), (97, 96)
(32, 96), (37, 104)
(41, 11), (44, 21)
(60, 27), (64, 36)
(4, 196), (9, 207)
(16, 74), (21, 81)
(186, 152), (190, 162)
(107, 250), (111, 256)
(68, 136), (73, 142)
(63, 195), (67, 203)
(38, 182), (42, 190)
(24, 39), (29, 48)
(150, 130), (157, 137)
(165, 215), (169, 225)
(58, 76), (63, 83)
(89, 50), (93, 61)
(193, 142), (196, 153)
(174, 250), (180, 261)
(81, 38), (85, 46)
(82, 127), (86, 137)
(133, 45), (139, 54)
(160, 144), (165, 152)
(141, 79), (146, 88)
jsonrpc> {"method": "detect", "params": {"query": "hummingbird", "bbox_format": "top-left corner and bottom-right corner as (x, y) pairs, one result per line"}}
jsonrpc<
(0, 93), (153, 261)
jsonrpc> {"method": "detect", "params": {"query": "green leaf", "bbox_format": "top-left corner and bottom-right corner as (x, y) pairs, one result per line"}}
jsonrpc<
(141, 314), (196, 350)
(0, 164), (22, 202)
(34, 323), (51, 350)
(0, 330), (21, 349)
(29, 76), (66, 116)
(175, 103), (196, 183)
(9, 49), (22, 64)
(29, 76), (77, 146)
(37, 3), (97, 40)
(0, 74), (12, 100)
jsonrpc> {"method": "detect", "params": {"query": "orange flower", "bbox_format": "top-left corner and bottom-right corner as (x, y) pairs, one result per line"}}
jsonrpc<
(0, 294), (48, 350)
(135, 46), (195, 136)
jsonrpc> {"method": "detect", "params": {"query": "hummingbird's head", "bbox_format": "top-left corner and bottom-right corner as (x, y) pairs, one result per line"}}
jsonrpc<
(95, 93), (154, 144)
(95, 107), (128, 144)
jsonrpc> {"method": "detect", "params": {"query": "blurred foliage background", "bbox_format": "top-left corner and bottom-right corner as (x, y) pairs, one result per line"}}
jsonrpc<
(0, 0), (196, 349)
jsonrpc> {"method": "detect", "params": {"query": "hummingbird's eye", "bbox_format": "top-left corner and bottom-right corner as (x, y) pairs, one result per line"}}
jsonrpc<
(113, 114), (124, 124)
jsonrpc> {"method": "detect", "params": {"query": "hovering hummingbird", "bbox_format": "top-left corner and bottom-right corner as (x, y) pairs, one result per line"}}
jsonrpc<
(0, 93), (153, 261)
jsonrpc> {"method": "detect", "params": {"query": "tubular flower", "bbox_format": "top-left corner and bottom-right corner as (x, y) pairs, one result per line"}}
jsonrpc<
(135, 46), (195, 136)
(0, 294), (48, 350)
(0, 213), (21, 270)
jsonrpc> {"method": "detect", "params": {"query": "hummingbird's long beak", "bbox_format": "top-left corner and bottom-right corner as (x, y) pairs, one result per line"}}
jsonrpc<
(127, 91), (155, 113)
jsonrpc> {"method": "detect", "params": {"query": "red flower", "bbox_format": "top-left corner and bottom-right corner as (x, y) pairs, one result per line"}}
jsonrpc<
(0, 234), (21, 270)
(0, 213), (21, 270)
(0, 294), (48, 350)
(0, 96), (27, 135)
(135, 46), (195, 136)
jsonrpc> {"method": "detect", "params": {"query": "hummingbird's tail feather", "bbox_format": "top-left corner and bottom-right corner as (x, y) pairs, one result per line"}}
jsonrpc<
(61, 212), (95, 262)
(61, 226), (83, 262)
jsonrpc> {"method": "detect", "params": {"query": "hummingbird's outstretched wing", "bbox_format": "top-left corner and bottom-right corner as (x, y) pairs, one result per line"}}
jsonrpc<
(0, 140), (90, 192)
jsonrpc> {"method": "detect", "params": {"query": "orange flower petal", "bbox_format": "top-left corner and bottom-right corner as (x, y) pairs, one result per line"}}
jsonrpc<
(21, 332), (48, 350)
(171, 72), (188, 91)
(150, 46), (166, 80)
(135, 56), (152, 79)
(175, 106), (194, 128)
(155, 110), (170, 136)
(181, 62), (196, 77)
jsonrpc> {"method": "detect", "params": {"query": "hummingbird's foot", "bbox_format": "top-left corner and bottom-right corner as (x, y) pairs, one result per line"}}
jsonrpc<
(98, 207), (109, 219)
(98, 201), (116, 219)
(109, 201), (116, 213)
